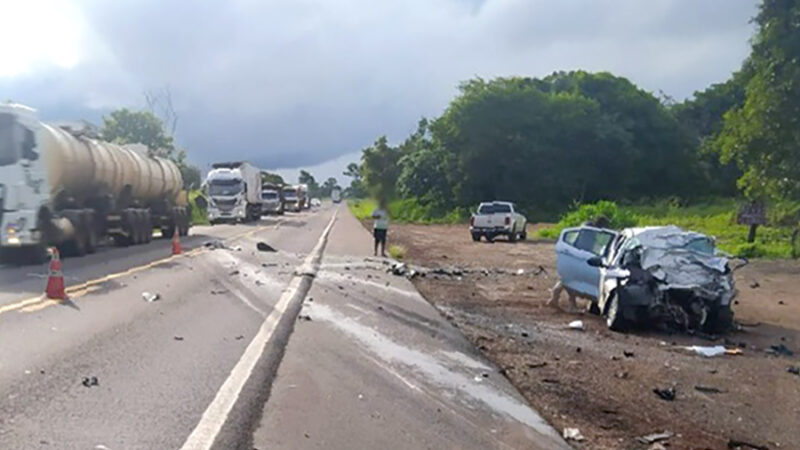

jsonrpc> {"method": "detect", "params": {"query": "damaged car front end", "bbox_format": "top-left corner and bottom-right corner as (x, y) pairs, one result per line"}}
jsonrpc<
(593, 226), (742, 333)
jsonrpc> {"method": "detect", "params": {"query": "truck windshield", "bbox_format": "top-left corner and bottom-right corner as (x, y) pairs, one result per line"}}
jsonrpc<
(0, 114), (20, 166)
(262, 191), (279, 200)
(208, 179), (243, 196)
(284, 191), (297, 200)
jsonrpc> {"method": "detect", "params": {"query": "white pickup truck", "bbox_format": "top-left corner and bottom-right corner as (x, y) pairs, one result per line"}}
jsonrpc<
(469, 201), (527, 242)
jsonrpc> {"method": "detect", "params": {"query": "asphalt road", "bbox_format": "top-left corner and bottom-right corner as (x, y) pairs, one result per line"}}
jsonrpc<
(0, 204), (567, 449)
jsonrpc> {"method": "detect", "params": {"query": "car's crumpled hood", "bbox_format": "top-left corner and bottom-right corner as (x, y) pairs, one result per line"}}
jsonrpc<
(634, 226), (734, 300)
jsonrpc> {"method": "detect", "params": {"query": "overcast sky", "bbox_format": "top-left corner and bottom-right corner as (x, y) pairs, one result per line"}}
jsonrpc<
(1, 0), (758, 184)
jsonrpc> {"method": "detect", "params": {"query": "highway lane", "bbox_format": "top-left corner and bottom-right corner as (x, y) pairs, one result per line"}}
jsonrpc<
(0, 203), (568, 449)
(0, 206), (335, 449)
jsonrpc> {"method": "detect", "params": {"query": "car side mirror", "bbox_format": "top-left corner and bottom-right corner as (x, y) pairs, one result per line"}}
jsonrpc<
(587, 256), (606, 268)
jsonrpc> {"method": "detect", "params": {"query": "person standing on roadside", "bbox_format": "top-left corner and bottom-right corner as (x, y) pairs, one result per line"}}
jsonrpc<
(371, 200), (389, 257)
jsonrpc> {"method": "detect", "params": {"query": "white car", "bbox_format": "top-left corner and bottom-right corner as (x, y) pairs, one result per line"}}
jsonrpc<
(310, 198), (322, 207)
(469, 201), (527, 242)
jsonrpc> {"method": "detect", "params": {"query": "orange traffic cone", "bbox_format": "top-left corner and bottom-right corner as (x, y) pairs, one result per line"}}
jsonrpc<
(45, 247), (67, 300)
(172, 227), (182, 255)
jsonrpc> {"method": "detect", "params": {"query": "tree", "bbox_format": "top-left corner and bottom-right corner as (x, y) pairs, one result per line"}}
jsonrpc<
(673, 68), (750, 196)
(299, 170), (321, 197)
(361, 136), (401, 202)
(343, 162), (366, 198)
(716, 0), (800, 201)
(101, 109), (174, 156)
(262, 171), (285, 185)
(320, 177), (339, 197)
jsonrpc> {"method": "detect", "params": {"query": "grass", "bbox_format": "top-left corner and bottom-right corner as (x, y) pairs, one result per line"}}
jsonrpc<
(538, 199), (799, 259)
(189, 189), (209, 225)
(388, 244), (407, 260)
(348, 198), (469, 224)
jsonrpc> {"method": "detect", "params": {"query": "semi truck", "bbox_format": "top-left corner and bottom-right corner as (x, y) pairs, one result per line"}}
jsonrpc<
(0, 104), (191, 263)
(205, 161), (263, 224)
(298, 184), (309, 209)
(283, 185), (302, 213)
(261, 182), (284, 215)
(331, 187), (342, 203)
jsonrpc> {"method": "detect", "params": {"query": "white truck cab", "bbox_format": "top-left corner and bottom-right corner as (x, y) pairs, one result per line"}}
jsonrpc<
(206, 162), (262, 224)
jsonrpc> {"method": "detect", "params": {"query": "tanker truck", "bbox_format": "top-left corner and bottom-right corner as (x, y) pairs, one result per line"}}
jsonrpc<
(0, 104), (191, 263)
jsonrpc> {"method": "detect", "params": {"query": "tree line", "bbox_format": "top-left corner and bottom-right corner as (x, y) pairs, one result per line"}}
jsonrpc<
(345, 0), (799, 220)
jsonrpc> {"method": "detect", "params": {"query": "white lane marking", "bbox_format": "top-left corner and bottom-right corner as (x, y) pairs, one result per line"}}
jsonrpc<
(221, 284), (268, 318)
(180, 209), (337, 450)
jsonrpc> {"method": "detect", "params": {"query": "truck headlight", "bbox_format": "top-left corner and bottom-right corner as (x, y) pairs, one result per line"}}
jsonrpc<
(5, 218), (26, 234)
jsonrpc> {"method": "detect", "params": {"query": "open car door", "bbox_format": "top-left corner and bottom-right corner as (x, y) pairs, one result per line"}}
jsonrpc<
(555, 226), (618, 299)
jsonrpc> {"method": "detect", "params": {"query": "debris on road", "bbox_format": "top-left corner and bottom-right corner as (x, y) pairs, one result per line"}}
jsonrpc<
(695, 385), (725, 394)
(210, 289), (229, 295)
(256, 242), (277, 252)
(684, 345), (727, 357)
(298, 314), (312, 322)
(228, 270), (240, 276)
(653, 387), (676, 401)
(81, 376), (99, 387)
(261, 262), (278, 268)
(515, 268), (525, 276)
(235, 335), (244, 340)
(141, 292), (160, 303)
(623, 350), (635, 358)
(204, 240), (227, 250)
(637, 431), (673, 444)
(173, 336), (184, 341)
(787, 366), (799, 376)
(727, 438), (770, 450)
(567, 320), (584, 330)
(562, 427), (585, 442)
(766, 343), (794, 357)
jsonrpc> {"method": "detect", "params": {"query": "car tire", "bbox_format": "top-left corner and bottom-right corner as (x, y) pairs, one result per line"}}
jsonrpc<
(471, 233), (481, 242)
(588, 301), (601, 315)
(520, 227), (527, 241)
(606, 292), (628, 331)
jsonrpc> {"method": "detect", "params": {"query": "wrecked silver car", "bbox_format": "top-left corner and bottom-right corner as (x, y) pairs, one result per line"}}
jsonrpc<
(556, 225), (742, 333)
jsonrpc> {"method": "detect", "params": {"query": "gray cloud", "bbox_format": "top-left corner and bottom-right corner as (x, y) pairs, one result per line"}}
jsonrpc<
(1, 0), (758, 175)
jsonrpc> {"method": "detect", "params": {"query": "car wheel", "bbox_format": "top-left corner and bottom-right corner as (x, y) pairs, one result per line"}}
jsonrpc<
(520, 227), (527, 241)
(606, 292), (627, 331)
(508, 227), (517, 242)
(588, 301), (601, 315)
(471, 233), (480, 242)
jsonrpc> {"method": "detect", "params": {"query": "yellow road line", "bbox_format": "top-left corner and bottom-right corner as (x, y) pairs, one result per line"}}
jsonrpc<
(0, 225), (271, 317)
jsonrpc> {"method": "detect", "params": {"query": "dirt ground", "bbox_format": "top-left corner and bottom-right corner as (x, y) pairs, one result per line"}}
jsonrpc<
(377, 222), (800, 450)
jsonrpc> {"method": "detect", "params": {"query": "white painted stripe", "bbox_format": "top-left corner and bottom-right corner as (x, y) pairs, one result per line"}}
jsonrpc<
(180, 210), (338, 450)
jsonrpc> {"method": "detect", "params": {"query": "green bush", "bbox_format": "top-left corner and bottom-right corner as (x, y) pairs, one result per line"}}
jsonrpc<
(538, 200), (636, 239)
(189, 190), (209, 225)
(348, 197), (467, 224)
(538, 198), (796, 259)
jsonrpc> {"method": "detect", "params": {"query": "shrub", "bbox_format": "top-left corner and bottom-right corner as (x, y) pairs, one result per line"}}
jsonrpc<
(388, 244), (407, 260)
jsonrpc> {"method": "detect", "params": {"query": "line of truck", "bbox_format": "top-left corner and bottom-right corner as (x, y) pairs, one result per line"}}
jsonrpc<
(203, 163), (312, 224)
(0, 103), (318, 265)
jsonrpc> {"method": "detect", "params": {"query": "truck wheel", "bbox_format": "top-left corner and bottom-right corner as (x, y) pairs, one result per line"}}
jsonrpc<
(84, 211), (98, 254)
(520, 229), (527, 241)
(508, 228), (517, 243)
(606, 292), (628, 332)
(144, 211), (153, 243)
(471, 233), (480, 242)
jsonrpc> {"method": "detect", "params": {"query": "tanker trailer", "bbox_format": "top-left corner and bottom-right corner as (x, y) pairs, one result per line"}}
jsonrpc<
(0, 104), (191, 263)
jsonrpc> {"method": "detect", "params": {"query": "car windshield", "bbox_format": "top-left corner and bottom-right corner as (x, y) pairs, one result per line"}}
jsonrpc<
(678, 237), (716, 254)
(208, 179), (243, 196)
(0, 113), (20, 166)
(262, 191), (278, 200)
